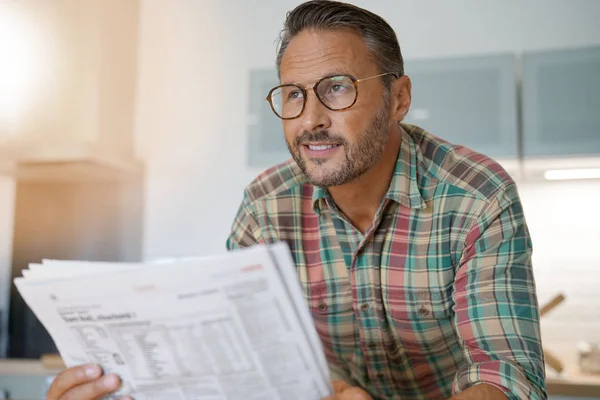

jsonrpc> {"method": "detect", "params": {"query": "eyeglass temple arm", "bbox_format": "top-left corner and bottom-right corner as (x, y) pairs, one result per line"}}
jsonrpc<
(356, 71), (400, 83)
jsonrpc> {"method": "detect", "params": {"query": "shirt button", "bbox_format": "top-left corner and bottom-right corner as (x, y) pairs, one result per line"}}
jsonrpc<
(367, 343), (377, 350)
(418, 305), (430, 316)
(360, 303), (370, 312)
(376, 373), (385, 380)
(318, 302), (328, 312)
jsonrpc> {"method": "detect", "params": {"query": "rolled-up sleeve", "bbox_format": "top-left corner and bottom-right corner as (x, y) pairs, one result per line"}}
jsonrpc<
(452, 183), (547, 399)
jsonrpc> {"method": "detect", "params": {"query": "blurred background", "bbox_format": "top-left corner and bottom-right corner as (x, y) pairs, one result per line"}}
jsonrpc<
(0, 0), (599, 398)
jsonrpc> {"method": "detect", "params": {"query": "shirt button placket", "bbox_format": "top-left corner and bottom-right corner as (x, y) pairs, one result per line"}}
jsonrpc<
(353, 248), (386, 396)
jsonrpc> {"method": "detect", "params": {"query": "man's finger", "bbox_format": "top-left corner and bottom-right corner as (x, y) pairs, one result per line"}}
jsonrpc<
(47, 364), (102, 399)
(61, 373), (121, 400)
(338, 387), (372, 400)
(332, 380), (351, 393)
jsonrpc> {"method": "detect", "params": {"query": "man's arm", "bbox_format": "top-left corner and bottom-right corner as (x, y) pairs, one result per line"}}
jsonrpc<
(451, 183), (547, 400)
(226, 192), (262, 250)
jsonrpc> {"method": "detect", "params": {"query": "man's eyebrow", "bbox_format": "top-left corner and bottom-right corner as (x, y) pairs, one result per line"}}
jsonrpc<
(280, 70), (356, 86)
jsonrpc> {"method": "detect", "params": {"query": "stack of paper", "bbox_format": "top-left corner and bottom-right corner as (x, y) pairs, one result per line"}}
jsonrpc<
(15, 243), (332, 400)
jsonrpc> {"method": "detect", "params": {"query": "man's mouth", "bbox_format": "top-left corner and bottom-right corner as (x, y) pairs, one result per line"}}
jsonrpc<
(301, 143), (342, 158)
(306, 144), (341, 151)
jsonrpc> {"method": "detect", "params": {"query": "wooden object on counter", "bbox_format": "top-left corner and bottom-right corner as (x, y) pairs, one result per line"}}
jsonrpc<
(41, 354), (66, 370)
(544, 349), (564, 374)
(540, 293), (566, 317)
(0, 358), (62, 376)
(539, 292), (567, 374)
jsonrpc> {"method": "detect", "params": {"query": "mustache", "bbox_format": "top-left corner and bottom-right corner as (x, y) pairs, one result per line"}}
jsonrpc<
(294, 130), (347, 147)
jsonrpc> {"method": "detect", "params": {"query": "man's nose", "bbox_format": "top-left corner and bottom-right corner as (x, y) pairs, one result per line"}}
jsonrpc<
(300, 90), (331, 134)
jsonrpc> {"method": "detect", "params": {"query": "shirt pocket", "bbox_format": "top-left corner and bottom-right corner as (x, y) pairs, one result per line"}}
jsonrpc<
(305, 283), (357, 357)
(383, 287), (455, 352)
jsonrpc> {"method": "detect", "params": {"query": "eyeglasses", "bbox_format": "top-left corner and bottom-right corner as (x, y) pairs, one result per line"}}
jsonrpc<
(265, 72), (399, 120)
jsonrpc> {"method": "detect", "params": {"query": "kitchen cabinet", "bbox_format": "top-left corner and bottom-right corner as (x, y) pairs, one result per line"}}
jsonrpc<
(0, 0), (142, 180)
(6, 177), (144, 359)
(521, 45), (600, 158)
(404, 53), (519, 161)
(247, 68), (288, 168)
(246, 54), (522, 170)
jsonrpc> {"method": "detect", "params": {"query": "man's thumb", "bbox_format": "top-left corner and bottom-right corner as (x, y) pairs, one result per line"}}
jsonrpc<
(339, 387), (372, 400)
(332, 380), (351, 393)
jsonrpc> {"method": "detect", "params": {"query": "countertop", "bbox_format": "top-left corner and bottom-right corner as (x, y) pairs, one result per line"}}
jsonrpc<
(1, 357), (600, 398)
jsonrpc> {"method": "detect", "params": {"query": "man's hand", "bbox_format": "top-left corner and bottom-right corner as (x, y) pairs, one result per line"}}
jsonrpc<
(46, 363), (131, 400)
(322, 380), (372, 400)
(449, 383), (509, 399)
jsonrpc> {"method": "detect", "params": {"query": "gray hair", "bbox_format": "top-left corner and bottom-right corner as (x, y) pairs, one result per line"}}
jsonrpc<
(276, 0), (404, 88)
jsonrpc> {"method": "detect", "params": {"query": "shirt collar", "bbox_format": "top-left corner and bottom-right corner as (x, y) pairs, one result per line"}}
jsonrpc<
(311, 126), (426, 213)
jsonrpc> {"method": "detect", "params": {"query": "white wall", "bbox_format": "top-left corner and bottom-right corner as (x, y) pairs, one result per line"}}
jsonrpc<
(135, 0), (600, 364)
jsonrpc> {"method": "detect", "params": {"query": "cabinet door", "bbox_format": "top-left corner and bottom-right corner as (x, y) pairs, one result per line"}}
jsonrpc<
(522, 45), (600, 157)
(0, 0), (139, 162)
(247, 69), (289, 168)
(8, 178), (143, 359)
(404, 54), (519, 159)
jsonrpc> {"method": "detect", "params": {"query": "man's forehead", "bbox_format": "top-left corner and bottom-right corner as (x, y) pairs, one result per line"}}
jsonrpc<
(279, 29), (370, 85)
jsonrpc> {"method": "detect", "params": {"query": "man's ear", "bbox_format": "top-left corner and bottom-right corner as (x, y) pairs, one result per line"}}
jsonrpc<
(389, 75), (411, 122)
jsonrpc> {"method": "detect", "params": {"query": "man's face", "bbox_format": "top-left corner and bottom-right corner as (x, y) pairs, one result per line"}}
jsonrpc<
(279, 28), (392, 187)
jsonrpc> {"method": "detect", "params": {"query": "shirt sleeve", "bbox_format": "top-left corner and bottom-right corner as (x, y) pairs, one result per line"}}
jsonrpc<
(225, 192), (263, 250)
(451, 183), (547, 400)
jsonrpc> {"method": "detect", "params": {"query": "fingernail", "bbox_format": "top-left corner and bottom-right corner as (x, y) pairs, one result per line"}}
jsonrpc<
(119, 397), (134, 400)
(85, 364), (101, 378)
(102, 374), (119, 389)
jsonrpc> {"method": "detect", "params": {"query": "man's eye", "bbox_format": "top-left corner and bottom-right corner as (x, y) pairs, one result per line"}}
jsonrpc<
(330, 84), (350, 93)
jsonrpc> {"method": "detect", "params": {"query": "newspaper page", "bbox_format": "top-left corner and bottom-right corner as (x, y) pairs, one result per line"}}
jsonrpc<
(14, 243), (332, 400)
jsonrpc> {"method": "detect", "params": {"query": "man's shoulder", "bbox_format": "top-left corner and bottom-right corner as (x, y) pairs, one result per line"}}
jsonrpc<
(243, 158), (308, 206)
(405, 124), (515, 202)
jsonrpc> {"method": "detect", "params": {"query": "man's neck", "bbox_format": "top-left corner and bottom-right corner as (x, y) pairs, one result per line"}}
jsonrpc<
(327, 127), (402, 233)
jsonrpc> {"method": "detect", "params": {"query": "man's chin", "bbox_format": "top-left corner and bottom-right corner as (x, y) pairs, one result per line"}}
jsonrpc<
(305, 167), (343, 187)
(295, 156), (346, 186)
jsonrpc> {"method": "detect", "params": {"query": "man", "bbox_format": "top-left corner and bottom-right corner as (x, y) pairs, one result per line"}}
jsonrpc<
(46, 1), (546, 399)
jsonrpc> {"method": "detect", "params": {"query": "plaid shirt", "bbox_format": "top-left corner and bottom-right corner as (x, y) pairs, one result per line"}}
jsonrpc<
(226, 124), (546, 400)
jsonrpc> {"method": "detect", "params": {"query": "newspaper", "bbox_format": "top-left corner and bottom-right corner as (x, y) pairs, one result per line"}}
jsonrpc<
(14, 243), (332, 400)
